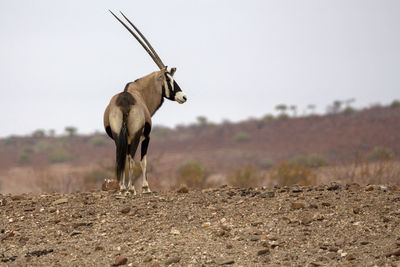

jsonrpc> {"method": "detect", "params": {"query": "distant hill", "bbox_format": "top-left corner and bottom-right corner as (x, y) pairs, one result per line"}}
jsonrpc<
(0, 105), (399, 194)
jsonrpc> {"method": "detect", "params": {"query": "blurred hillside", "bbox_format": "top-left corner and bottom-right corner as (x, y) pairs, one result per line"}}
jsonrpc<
(0, 102), (399, 194)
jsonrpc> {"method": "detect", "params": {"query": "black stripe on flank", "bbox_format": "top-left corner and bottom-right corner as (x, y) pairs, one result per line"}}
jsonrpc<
(105, 126), (113, 139)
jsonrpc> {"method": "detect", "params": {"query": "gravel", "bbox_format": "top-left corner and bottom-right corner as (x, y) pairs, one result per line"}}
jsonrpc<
(0, 183), (399, 266)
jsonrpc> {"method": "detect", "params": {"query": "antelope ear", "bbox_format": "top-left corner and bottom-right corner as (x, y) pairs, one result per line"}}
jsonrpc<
(157, 67), (167, 81)
(170, 67), (177, 76)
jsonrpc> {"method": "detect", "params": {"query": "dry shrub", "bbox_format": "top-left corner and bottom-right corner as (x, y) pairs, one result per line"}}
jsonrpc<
(227, 166), (264, 187)
(271, 161), (316, 186)
(328, 159), (400, 185)
(366, 146), (395, 161)
(175, 161), (208, 189)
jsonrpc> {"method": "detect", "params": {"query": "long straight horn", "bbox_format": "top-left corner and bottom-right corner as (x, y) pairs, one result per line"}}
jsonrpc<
(119, 11), (166, 69)
(109, 10), (165, 69)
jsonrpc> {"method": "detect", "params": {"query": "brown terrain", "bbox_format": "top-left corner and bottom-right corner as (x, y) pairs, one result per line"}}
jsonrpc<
(0, 105), (399, 193)
(1, 184), (400, 266)
(0, 104), (400, 266)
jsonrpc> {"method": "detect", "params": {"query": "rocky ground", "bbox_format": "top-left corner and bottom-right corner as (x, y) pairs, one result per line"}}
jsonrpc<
(1, 183), (400, 266)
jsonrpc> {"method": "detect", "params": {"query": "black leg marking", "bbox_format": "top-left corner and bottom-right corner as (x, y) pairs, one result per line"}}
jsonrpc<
(141, 123), (151, 160)
(128, 130), (142, 159)
(141, 137), (150, 160)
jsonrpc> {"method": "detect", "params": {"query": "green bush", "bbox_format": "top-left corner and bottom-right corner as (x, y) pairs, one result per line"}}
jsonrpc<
(176, 161), (207, 189)
(290, 154), (308, 167)
(343, 106), (356, 115)
(3, 135), (18, 146)
(258, 158), (274, 170)
(233, 132), (251, 142)
(32, 129), (46, 138)
(366, 146), (394, 161)
(17, 146), (35, 165)
(277, 113), (289, 120)
(290, 154), (328, 168)
(307, 154), (329, 168)
(90, 136), (109, 147)
(227, 166), (263, 187)
(390, 100), (400, 108)
(35, 141), (53, 152)
(262, 114), (274, 122)
(152, 125), (172, 137)
(49, 149), (74, 163)
(271, 161), (316, 186)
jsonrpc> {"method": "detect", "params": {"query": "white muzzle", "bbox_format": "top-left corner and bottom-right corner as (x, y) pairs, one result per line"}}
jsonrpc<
(175, 91), (187, 104)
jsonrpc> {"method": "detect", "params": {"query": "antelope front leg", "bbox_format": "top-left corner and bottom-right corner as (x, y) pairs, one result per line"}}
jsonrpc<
(127, 155), (136, 196)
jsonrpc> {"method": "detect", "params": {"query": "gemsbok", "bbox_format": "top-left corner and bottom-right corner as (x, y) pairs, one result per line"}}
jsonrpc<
(104, 11), (187, 195)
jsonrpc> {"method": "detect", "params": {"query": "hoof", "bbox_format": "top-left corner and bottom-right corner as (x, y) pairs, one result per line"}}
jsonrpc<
(142, 187), (152, 194)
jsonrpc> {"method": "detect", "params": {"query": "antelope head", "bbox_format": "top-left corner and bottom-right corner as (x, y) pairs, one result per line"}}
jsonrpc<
(109, 11), (187, 104)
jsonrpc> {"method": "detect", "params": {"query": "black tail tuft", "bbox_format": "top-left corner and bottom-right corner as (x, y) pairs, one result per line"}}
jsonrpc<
(115, 123), (128, 181)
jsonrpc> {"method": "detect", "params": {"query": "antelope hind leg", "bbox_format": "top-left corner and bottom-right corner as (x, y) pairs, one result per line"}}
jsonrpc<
(127, 155), (136, 196)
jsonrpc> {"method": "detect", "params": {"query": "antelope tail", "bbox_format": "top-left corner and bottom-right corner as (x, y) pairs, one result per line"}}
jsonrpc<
(116, 121), (128, 181)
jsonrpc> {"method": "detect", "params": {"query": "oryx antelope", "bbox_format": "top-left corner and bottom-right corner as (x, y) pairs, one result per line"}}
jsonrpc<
(104, 11), (187, 195)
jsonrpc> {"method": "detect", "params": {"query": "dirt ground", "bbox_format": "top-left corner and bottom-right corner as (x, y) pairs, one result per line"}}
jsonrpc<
(1, 183), (400, 267)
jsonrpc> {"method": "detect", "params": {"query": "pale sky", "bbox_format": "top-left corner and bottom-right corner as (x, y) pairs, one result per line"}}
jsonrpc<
(0, 0), (399, 137)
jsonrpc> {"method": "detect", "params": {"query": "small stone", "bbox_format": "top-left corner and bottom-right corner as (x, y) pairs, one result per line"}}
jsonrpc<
(48, 207), (57, 213)
(150, 263), (160, 267)
(120, 207), (131, 214)
(260, 191), (275, 198)
(11, 195), (25, 201)
(270, 241), (279, 248)
(257, 248), (269, 255)
(114, 256), (128, 266)
(353, 207), (361, 214)
(326, 252), (336, 259)
(335, 239), (345, 247)
(216, 228), (226, 237)
(143, 255), (152, 262)
(291, 202), (305, 209)
(328, 247), (339, 252)
(310, 262), (324, 266)
(170, 228), (181, 235)
(0, 198), (7, 206)
(52, 198), (68, 205)
(292, 188), (303, 193)
(102, 179), (119, 191)
(165, 256), (180, 265)
(301, 217), (312, 225)
(380, 185), (388, 192)
(218, 258), (235, 265)
(360, 241), (369, 245)
(345, 254), (355, 260)
(95, 246), (104, 251)
(327, 183), (340, 191)
(70, 231), (82, 236)
(386, 248), (400, 257)
(250, 235), (260, 241)
(365, 185), (374, 191)
(177, 184), (189, 193)
(201, 222), (211, 228)
(226, 244), (233, 249)
(321, 202), (331, 207)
